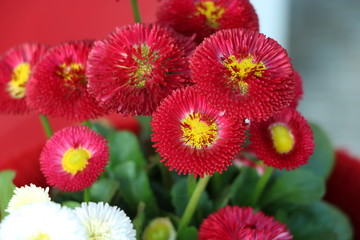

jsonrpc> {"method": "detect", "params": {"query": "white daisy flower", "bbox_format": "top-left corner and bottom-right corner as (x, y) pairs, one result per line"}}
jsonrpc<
(6, 184), (51, 213)
(0, 201), (87, 240)
(74, 202), (136, 240)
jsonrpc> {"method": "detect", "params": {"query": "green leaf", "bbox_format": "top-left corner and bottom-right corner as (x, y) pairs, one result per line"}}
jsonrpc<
(113, 161), (158, 217)
(300, 123), (335, 179)
(133, 202), (146, 240)
(261, 169), (325, 207)
(286, 201), (353, 240)
(176, 226), (198, 240)
(230, 167), (260, 207)
(89, 178), (120, 203)
(62, 201), (81, 209)
(109, 131), (146, 170)
(0, 170), (16, 220)
(91, 121), (114, 140)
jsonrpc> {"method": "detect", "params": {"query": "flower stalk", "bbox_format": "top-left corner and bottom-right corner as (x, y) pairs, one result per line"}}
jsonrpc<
(39, 115), (53, 138)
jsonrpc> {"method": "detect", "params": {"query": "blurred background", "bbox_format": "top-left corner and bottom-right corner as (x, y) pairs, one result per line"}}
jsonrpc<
(0, 0), (359, 172)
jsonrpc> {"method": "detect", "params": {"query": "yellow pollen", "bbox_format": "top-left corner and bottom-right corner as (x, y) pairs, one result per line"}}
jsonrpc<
(196, 1), (225, 28)
(223, 55), (266, 95)
(7, 62), (31, 99)
(61, 147), (91, 175)
(129, 44), (155, 88)
(29, 233), (50, 240)
(57, 62), (86, 88)
(181, 113), (218, 149)
(270, 124), (295, 154)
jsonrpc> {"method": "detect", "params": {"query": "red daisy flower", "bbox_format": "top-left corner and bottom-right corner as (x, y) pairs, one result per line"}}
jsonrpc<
(190, 29), (295, 121)
(157, 0), (259, 43)
(26, 41), (107, 121)
(40, 126), (109, 192)
(151, 87), (246, 177)
(0, 43), (48, 114)
(199, 205), (293, 240)
(289, 71), (303, 108)
(249, 108), (314, 170)
(87, 23), (194, 116)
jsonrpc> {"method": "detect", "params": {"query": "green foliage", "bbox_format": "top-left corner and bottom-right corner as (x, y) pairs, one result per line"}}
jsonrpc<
(285, 201), (353, 240)
(300, 123), (335, 179)
(260, 169), (325, 207)
(62, 201), (81, 209)
(176, 226), (198, 240)
(0, 171), (16, 220)
(89, 178), (120, 203)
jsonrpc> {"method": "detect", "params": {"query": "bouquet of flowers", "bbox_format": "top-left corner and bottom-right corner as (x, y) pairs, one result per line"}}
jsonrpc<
(0, 0), (354, 239)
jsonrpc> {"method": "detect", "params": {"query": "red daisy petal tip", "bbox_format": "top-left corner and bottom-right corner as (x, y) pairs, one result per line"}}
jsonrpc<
(87, 23), (193, 116)
(250, 108), (314, 170)
(289, 71), (304, 108)
(0, 43), (48, 114)
(40, 126), (109, 192)
(190, 28), (295, 121)
(151, 86), (246, 177)
(26, 40), (108, 121)
(157, 0), (259, 43)
(199, 205), (293, 240)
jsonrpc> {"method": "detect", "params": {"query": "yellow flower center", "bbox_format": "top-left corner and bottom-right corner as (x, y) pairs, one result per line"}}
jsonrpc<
(29, 233), (50, 240)
(223, 54), (266, 95)
(196, 1), (225, 28)
(181, 113), (218, 149)
(57, 62), (86, 88)
(129, 44), (155, 88)
(8, 62), (31, 99)
(61, 147), (91, 175)
(270, 124), (294, 154)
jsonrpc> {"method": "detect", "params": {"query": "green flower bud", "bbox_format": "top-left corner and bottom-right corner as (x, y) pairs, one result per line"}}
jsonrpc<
(143, 217), (176, 240)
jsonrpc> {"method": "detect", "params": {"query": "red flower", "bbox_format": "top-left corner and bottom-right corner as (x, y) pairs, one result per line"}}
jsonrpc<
(87, 23), (194, 116)
(289, 71), (303, 108)
(151, 87), (246, 177)
(157, 0), (259, 43)
(190, 29), (295, 121)
(199, 205), (293, 240)
(249, 108), (314, 170)
(0, 43), (48, 114)
(26, 41), (107, 121)
(40, 126), (109, 192)
(325, 149), (360, 240)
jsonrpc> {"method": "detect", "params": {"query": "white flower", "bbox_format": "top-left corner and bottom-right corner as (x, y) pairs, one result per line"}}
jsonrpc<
(6, 184), (51, 213)
(0, 201), (87, 240)
(74, 202), (136, 240)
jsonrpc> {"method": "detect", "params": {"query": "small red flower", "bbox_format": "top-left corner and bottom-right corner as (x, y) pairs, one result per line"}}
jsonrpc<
(157, 0), (259, 43)
(289, 71), (303, 108)
(151, 87), (246, 177)
(26, 41), (107, 121)
(87, 23), (194, 116)
(199, 205), (293, 240)
(0, 43), (48, 114)
(250, 108), (314, 170)
(190, 29), (295, 121)
(40, 126), (109, 192)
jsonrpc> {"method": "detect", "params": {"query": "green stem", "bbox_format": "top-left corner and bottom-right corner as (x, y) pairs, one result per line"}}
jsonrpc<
(130, 0), (142, 23)
(83, 188), (90, 203)
(82, 120), (93, 129)
(178, 175), (211, 231)
(187, 174), (197, 197)
(39, 115), (53, 138)
(250, 166), (274, 207)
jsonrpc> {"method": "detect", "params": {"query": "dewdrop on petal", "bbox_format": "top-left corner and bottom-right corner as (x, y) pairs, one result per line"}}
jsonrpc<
(6, 184), (50, 213)
(74, 202), (136, 240)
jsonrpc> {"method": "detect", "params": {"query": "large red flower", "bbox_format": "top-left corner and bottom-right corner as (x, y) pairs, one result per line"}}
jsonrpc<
(250, 108), (314, 170)
(0, 43), (48, 114)
(87, 23), (194, 116)
(151, 87), (246, 177)
(40, 126), (109, 192)
(157, 0), (259, 43)
(289, 71), (303, 108)
(199, 205), (293, 240)
(26, 41), (107, 121)
(190, 29), (295, 121)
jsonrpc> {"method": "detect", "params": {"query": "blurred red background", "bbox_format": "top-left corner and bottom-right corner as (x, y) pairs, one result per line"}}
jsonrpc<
(0, 0), (157, 185)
